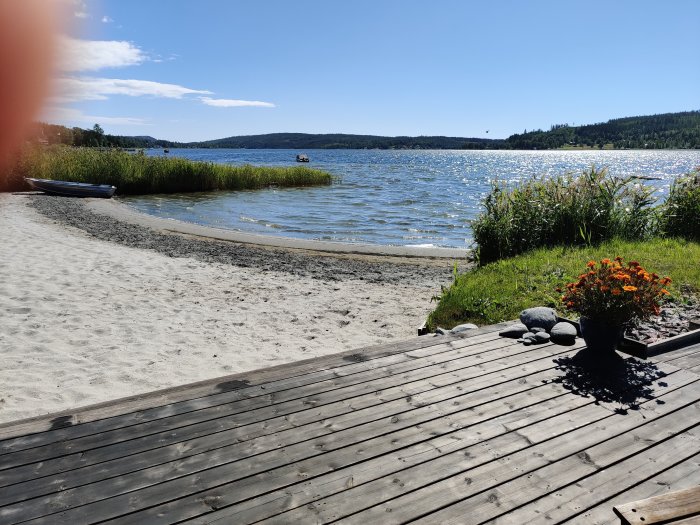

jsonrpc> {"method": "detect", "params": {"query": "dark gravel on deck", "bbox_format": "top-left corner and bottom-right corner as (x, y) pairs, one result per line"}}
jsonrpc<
(28, 195), (462, 286)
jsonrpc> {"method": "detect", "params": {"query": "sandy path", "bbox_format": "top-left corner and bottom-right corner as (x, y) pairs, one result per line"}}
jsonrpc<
(0, 194), (457, 423)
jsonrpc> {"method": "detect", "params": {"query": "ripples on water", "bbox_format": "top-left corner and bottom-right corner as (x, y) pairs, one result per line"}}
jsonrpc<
(123, 149), (700, 248)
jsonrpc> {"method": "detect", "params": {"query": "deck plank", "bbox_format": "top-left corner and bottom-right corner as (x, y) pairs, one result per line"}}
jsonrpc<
(0, 338), (574, 485)
(578, 454), (700, 524)
(0, 331), (501, 451)
(1, 355), (580, 524)
(0, 350), (577, 507)
(323, 374), (700, 525)
(1, 327), (700, 525)
(0, 333), (521, 464)
(0, 324), (510, 442)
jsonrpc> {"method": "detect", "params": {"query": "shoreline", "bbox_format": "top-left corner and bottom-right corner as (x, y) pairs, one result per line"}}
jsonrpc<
(1, 194), (462, 423)
(87, 198), (469, 260)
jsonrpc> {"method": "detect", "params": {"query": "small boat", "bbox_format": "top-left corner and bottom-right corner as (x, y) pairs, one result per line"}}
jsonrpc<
(296, 153), (309, 162)
(25, 178), (116, 198)
(163, 148), (170, 153)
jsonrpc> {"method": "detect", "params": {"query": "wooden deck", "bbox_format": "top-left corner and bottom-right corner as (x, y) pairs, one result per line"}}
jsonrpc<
(1, 323), (700, 524)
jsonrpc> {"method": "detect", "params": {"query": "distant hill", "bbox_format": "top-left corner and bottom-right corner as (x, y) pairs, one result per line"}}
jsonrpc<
(31, 110), (700, 150)
(506, 110), (700, 149)
(193, 133), (502, 150)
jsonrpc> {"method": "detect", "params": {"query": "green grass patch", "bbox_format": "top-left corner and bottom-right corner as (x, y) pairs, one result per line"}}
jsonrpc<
(426, 237), (700, 330)
(1, 146), (333, 194)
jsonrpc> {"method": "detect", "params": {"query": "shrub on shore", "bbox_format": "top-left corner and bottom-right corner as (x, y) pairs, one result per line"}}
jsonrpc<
(658, 169), (700, 242)
(471, 167), (657, 265)
(1, 146), (333, 194)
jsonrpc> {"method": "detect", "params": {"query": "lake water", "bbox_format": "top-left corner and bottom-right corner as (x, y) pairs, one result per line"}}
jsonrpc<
(124, 149), (700, 249)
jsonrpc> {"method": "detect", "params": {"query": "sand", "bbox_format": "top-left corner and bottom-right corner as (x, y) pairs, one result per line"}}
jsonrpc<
(0, 194), (463, 424)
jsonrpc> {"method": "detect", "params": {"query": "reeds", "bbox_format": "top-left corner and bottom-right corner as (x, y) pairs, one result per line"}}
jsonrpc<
(658, 168), (700, 241)
(471, 167), (658, 264)
(2, 146), (332, 194)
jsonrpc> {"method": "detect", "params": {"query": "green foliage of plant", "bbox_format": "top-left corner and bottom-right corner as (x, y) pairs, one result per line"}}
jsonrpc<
(1, 146), (333, 194)
(426, 238), (700, 330)
(471, 167), (658, 264)
(658, 169), (700, 241)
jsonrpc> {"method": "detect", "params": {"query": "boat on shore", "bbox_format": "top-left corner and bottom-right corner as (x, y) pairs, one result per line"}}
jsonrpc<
(296, 153), (309, 162)
(25, 178), (117, 198)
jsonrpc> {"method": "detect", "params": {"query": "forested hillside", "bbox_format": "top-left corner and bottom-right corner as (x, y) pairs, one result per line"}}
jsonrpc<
(506, 110), (700, 149)
(29, 110), (700, 150)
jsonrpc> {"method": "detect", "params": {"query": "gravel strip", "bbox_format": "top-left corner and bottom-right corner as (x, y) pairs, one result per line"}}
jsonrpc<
(28, 195), (462, 286)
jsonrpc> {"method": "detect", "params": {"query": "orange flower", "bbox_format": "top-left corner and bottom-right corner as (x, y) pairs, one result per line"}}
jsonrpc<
(614, 256), (623, 262)
(623, 285), (638, 292)
(661, 289), (670, 295)
(611, 288), (622, 295)
(600, 285), (610, 292)
(660, 277), (672, 285)
(586, 260), (596, 268)
(601, 258), (611, 265)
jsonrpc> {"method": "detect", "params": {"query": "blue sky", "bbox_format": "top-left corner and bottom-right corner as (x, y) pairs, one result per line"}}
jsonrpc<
(48, 0), (700, 142)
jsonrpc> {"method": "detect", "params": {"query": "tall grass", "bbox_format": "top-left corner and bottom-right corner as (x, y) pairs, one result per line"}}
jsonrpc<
(471, 167), (657, 264)
(658, 168), (700, 242)
(1, 146), (332, 194)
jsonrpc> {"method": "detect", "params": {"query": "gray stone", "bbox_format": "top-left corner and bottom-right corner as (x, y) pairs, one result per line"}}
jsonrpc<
(499, 323), (528, 338)
(531, 327), (546, 333)
(522, 339), (532, 346)
(450, 323), (479, 334)
(534, 332), (551, 343)
(550, 322), (578, 342)
(520, 307), (558, 331)
(435, 327), (449, 336)
(522, 332), (537, 341)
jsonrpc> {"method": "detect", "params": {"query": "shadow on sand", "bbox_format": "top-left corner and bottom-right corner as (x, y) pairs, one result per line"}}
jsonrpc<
(548, 349), (667, 414)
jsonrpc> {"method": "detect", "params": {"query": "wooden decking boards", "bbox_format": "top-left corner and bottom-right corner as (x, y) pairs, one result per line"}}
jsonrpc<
(1, 325), (700, 524)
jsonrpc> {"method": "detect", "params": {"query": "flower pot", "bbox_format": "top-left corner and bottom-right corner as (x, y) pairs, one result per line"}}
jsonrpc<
(579, 316), (624, 355)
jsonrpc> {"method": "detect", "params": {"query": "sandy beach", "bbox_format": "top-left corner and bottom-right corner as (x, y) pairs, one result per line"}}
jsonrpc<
(0, 194), (464, 424)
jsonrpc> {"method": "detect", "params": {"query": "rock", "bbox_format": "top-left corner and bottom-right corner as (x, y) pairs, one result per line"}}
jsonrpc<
(451, 323), (479, 334)
(531, 327), (546, 333)
(534, 332), (551, 343)
(435, 327), (449, 335)
(522, 332), (537, 341)
(519, 307), (558, 331)
(522, 339), (532, 346)
(550, 322), (578, 343)
(499, 323), (528, 338)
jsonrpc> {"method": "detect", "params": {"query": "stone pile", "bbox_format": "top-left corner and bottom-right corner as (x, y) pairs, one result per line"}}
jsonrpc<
(499, 306), (578, 345)
(626, 298), (700, 344)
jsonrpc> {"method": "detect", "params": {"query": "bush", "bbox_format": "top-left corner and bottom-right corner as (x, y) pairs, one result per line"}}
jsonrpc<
(658, 169), (700, 241)
(471, 167), (657, 264)
(1, 146), (333, 194)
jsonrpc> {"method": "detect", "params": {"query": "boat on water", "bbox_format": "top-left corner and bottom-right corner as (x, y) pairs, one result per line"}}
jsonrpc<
(296, 153), (309, 162)
(25, 178), (117, 198)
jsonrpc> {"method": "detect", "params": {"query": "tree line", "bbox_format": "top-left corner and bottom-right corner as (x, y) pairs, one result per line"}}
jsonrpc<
(29, 110), (700, 150)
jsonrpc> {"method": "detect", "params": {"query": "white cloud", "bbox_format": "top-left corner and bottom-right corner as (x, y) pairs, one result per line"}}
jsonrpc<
(46, 107), (148, 126)
(52, 76), (213, 103)
(200, 97), (275, 108)
(101, 15), (113, 23)
(58, 36), (146, 72)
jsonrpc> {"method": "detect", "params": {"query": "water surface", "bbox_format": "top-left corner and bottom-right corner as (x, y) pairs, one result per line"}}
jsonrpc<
(123, 149), (700, 248)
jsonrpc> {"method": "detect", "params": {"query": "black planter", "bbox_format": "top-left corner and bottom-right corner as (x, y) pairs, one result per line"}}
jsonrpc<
(579, 316), (624, 355)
